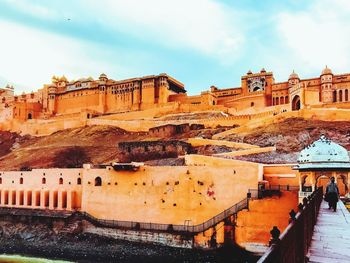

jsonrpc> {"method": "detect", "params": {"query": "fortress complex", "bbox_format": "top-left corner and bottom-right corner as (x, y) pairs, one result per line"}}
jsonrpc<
(2, 66), (350, 122)
(173, 66), (349, 112)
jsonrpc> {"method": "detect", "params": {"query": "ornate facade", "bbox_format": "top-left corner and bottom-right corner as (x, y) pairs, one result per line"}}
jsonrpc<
(3, 66), (350, 122)
(175, 66), (350, 112)
(9, 73), (185, 121)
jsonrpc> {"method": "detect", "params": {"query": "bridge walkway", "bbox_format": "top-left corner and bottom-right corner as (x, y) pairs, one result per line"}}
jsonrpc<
(307, 200), (350, 263)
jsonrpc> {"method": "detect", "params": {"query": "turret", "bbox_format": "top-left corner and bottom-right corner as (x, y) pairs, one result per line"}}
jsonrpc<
(48, 84), (57, 114)
(320, 66), (333, 103)
(99, 73), (108, 83)
(98, 73), (108, 113)
(288, 70), (300, 88)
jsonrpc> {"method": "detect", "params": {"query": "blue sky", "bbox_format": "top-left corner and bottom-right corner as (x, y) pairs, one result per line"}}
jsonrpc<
(0, 0), (349, 95)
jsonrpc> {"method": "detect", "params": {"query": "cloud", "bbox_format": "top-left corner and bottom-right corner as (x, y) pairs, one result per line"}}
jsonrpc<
(3, 0), (58, 20)
(82, 0), (245, 61)
(0, 20), (121, 93)
(274, 0), (350, 77)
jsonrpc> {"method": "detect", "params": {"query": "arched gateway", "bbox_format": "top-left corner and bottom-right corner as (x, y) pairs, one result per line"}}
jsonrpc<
(294, 135), (350, 199)
(291, 95), (301, 111)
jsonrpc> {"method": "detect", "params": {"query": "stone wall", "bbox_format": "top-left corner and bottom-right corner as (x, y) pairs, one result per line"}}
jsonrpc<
(83, 221), (193, 248)
(118, 140), (193, 162)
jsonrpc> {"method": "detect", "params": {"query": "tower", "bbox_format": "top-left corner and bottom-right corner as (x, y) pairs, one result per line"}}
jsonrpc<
(47, 84), (57, 114)
(320, 66), (333, 103)
(288, 70), (300, 88)
(98, 73), (108, 113)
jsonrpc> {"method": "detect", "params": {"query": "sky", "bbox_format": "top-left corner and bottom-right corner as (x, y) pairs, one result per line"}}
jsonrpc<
(0, 0), (350, 95)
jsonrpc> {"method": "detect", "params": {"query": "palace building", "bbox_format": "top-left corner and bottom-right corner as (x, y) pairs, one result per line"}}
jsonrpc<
(174, 66), (350, 112)
(10, 73), (186, 121)
(1, 66), (350, 122)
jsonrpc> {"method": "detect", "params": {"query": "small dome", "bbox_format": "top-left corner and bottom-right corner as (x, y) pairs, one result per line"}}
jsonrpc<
(289, 70), (299, 80)
(297, 135), (350, 170)
(321, 66), (332, 75)
(60, 75), (68, 82)
(247, 70), (252, 75)
(260, 68), (266, 73)
(99, 73), (108, 79)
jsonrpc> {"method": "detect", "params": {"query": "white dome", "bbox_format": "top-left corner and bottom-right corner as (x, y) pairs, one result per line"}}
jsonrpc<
(297, 135), (350, 170)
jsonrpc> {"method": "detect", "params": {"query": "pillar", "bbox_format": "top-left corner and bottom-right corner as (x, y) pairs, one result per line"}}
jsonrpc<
(67, 190), (72, 210)
(58, 190), (62, 209)
(310, 172), (316, 191)
(49, 190), (55, 209)
(0, 190), (5, 206)
(24, 190), (28, 207)
(40, 190), (46, 209)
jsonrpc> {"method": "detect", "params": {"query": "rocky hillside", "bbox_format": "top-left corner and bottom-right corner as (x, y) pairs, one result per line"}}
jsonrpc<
(0, 125), (226, 170)
(224, 118), (350, 163)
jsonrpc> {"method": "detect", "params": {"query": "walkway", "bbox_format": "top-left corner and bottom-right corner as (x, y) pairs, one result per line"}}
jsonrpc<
(307, 200), (350, 263)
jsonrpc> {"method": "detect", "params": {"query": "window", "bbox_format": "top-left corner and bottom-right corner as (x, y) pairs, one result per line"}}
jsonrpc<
(95, 177), (102, 186)
(20, 177), (23, 184)
(77, 178), (82, 185)
(59, 178), (63, 185)
(251, 102), (254, 107)
(42, 178), (46, 184)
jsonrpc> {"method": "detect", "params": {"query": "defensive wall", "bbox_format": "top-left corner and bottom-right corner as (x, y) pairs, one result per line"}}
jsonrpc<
(0, 155), (303, 249)
(0, 156), (260, 224)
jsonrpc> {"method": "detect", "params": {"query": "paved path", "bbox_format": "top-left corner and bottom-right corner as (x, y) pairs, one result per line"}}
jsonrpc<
(307, 200), (350, 263)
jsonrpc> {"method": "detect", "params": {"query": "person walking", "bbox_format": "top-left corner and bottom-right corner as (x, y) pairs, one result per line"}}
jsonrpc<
(325, 177), (340, 212)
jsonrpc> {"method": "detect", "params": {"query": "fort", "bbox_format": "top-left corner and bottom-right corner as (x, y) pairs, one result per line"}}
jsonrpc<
(0, 68), (349, 261)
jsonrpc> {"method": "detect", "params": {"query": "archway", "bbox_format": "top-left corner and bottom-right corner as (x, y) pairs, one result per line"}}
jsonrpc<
(291, 95), (301, 111)
(315, 173), (348, 196)
(27, 113), (32, 120)
(253, 86), (262, 92)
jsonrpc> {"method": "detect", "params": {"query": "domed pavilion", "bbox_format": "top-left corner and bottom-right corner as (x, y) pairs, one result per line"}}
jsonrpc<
(295, 135), (349, 197)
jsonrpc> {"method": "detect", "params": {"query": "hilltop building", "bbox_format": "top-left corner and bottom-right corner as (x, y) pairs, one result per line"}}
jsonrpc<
(1, 66), (350, 122)
(172, 66), (349, 112)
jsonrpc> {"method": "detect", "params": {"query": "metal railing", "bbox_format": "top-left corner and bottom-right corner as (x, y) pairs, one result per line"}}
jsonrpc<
(78, 198), (249, 234)
(257, 187), (323, 263)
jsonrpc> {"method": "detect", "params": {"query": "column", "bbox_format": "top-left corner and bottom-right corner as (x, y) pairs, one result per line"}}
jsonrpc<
(58, 190), (62, 209)
(67, 190), (72, 210)
(0, 190), (5, 206)
(310, 172), (316, 191)
(40, 190), (46, 209)
(49, 190), (55, 209)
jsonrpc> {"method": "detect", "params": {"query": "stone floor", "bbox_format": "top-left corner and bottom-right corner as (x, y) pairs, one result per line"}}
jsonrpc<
(307, 200), (350, 263)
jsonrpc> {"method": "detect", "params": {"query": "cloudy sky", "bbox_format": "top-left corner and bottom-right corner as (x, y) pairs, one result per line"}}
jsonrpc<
(0, 0), (349, 94)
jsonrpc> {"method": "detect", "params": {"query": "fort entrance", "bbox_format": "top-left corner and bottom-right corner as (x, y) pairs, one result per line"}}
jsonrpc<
(291, 95), (301, 111)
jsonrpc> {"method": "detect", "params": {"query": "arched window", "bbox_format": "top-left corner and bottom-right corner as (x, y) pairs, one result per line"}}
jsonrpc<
(59, 178), (63, 185)
(333, 90), (337, 102)
(276, 97), (280, 105)
(20, 177), (23, 184)
(27, 113), (32, 120)
(251, 102), (254, 107)
(280, 96), (285, 104)
(94, 177), (102, 186)
(77, 178), (82, 185)
(0, 177), (2, 184)
(272, 97), (275, 105)
(285, 96), (289, 104)
(42, 178), (46, 184)
(345, 89), (349, 101)
(339, 90), (343, 102)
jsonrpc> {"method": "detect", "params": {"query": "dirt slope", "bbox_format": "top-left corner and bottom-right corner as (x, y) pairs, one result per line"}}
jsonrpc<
(223, 117), (350, 163)
(0, 125), (227, 170)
